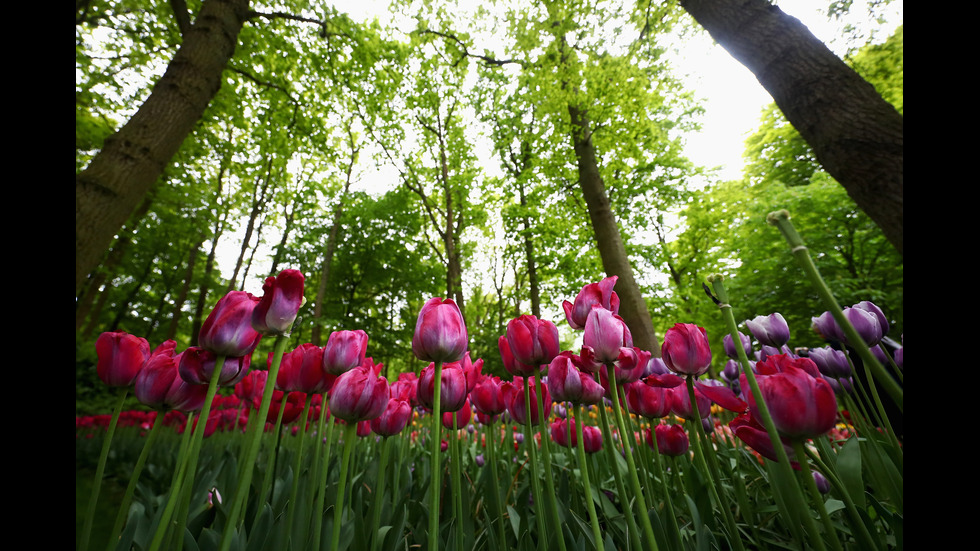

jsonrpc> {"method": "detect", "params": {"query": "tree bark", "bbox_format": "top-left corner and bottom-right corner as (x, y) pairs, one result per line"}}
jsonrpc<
(75, 0), (251, 292)
(680, 0), (903, 255)
(568, 105), (661, 354)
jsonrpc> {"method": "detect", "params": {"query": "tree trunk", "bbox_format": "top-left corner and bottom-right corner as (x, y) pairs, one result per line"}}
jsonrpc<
(680, 0), (903, 255)
(75, 0), (251, 291)
(166, 237), (203, 340)
(568, 105), (661, 355)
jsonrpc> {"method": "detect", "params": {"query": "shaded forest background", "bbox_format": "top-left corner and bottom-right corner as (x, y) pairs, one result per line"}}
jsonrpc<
(75, 0), (903, 413)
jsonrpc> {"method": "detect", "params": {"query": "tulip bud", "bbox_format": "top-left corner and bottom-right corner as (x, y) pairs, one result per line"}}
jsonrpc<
(813, 471), (831, 494)
(562, 276), (620, 330)
(329, 366), (390, 423)
(417, 362), (468, 413)
(475, 454), (485, 467)
(843, 307), (883, 346)
(548, 352), (605, 405)
(96, 331), (150, 387)
(322, 330), (369, 376)
(625, 379), (673, 419)
(583, 306), (633, 365)
(745, 313), (791, 348)
(442, 398), (472, 429)
(505, 376), (552, 425)
(808, 347), (851, 378)
(251, 269), (305, 335)
(723, 331), (753, 360)
(499, 336), (538, 376)
(412, 298), (468, 363)
(506, 315), (561, 367)
(661, 323), (712, 377)
(471, 375), (508, 415)
(853, 301), (889, 336)
(744, 357), (838, 439)
(371, 399), (412, 437)
(179, 347), (251, 387)
(199, 291), (263, 357)
(278, 343), (334, 394)
(652, 424), (689, 457)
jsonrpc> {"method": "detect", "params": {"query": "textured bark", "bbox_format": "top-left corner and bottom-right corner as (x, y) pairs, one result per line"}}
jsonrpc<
(568, 105), (661, 354)
(680, 0), (903, 255)
(75, 0), (251, 291)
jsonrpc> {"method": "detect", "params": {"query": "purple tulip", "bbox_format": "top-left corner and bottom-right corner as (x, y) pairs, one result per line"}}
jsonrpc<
(853, 301), (890, 336)
(745, 313), (791, 348)
(723, 331), (753, 360)
(808, 347), (851, 378)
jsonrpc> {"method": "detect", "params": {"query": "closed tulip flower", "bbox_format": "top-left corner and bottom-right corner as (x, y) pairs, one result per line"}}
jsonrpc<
(322, 330), (368, 376)
(442, 398), (472, 429)
(412, 297), (468, 363)
(199, 291), (263, 357)
(808, 347), (851, 378)
(251, 269), (305, 335)
(135, 342), (205, 412)
(179, 347), (251, 387)
(504, 376), (552, 425)
(652, 424), (689, 457)
(745, 313), (791, 348)
(506, 315), (561, 367)
(96, 331), (150, 387)
(548, 352), (605, 405)
(471, 375), (508, 415)
(562, 276), (620, 330)
(277, 343), (334, 394)
(583, 306), (633, 365)
(661, 323), (712, 377)
(330, 366), (390, 423)
(853, 300), (890, 336)
(499, 336), (538, 376)
(417, 362), (468, 412)
(723, 331), (753, 360)
(625, 378), (674, 419)
(371, 398), (412, 437)
(744, 354), (838, 439)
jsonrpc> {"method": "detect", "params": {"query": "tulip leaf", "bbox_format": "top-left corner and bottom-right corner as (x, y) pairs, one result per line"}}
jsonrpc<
(244, 504), (273, 551)
(837, 436), (865, 509)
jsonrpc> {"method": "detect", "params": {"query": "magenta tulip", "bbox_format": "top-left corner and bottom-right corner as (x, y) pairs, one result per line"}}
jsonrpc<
(744, 354), (838, 439)
(551, 418), (603, 453)
(412, 297), (468, 363)
(562, 276), (620, 330)
(504, 376), (552, 425)
(471, 375), (508, 416)
(506, 315), (561, 367)
(371, 399), (412, 437)
(652, 424), (689, 457)
(661, 323), (712, 377)
(251, 269), (305, 335)
(548, 352), (605, 405)
(179, 347), (251, 387)
(277, 343), (334, 394)
(134, 343), (206, 412)
(322, 330), (368, 376)
(442, 398), (472, 429)
(199, 291), (263, 357)
(329, 366), (390, 422)
(417, 361), (468, 412)
(499, 336), (538, 376)
(625, 378), (673, 419)
(96, 331), (150, 387)
(582, 306), (633, 365)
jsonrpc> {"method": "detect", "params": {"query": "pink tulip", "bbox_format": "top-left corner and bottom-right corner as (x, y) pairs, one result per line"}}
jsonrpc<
(744, 355), (838, 439)
(277, 343), (334, 394)
(471, 375), (507, 416)
(504, 376), (552, 426)
(199, 291), (263, 357)
(329, 366), (390, 423)
(134, 343), (205, 412)
(661, 323), (712, 377)
(499, 336), (538, 376)
(371, 399), (412, 437)
(548, 352), (605, 405)
(551, 418), (602, 453)
(417, 362), (468, 412)
(96, 331), (150, 387)
(625, 378), (674, 419)
(251, 269), (305, 335)
(442, 398), (472, 429)
(582, 306), (633, 365)
(322, 330), (369, 376)
(562, 276), (620, 330)
(506, 315), (561, 367)
(650, 424), (689, 457)
(179, 347), (251, 387)
(412, 297), (468, 363)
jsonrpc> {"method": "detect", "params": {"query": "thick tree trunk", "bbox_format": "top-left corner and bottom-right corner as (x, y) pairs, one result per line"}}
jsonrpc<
(568, 105), (661, 354)
(680, 0), (903, 255)
(75, 0), (250, 291)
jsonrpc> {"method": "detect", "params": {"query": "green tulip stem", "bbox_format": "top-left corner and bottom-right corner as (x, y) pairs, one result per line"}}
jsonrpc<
(311, 416), (337, 551)
(644, 422), (683, 550)
(596, 397), (643, 551)
(105, 409), (165, 551)
(369, 436), (392, 551)
(80, 387), (128, 551)
(804, 447), (881, 551)
(150, 356), (226, 551)
(330, 421), (358, 551)
(259, 392), (289, 509)
(534, 376), (568, 551)
(428, 361), (444, 551)
(875, 344), (903, 384)
(219, 334), (290, 551)
(766, 210), (903, 413)
(573, 404), (604, 551)
(792, 440), (844, 551)
(483, 421), (508, 547)
(607, 375), (659, 551)
(709, 275), (826, 551)
(284, 393), (314, 549)
(523, 382), (549, 551)
(450, 414), (465, 551)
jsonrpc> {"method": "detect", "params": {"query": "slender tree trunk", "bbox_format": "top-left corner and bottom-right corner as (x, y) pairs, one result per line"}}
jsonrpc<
(166, 237), (203, 340)
(516, 177), (541, 318)
(191, 165), (229, 346)
(568, 105), (661, 354)
(679, 0), (903, 255)
(110, 259), (156, 331)
(76, 0), (251, 291)
(227, 160), (274, 292)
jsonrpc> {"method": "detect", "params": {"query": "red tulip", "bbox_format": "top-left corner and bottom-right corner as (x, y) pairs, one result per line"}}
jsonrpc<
(506, 315), (561, 367)
(730, 413), (798, 468)
(412, 297), (468, 363)
(562, 276), (620, 330)
(661, 323), (712, 377)
(96, 331), (150, 387)
(625, 378), (673, 419)
(179, 347), (251, 387)
(267, 390), (305, 424)
(499, 336), (538, 376)
(417, 362), (468, 412)
(582, 307), (633, 365)
(390, 372), (419, 405)
(471, 375), (507, 416)
(251, 269), (305, 335)
(744, 355), (838, 439)
(504, 376), (552, 426)
(651, 424), (689, 457)
(461, 352), (484, 393)
(371, 399), (412, 437)
(442, 398), (472, 429)
(550, 418), (602, 453)
(199, 291), (263, 357)
(134, 343), (206, 412)
(329, 366), (390, 422)
(277, 343), (334, 394)
(548, 352), (605, 405)
(322, 330), (369, 376)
